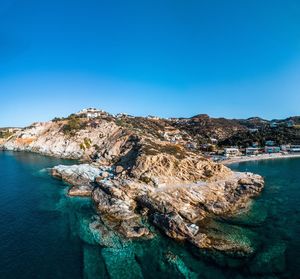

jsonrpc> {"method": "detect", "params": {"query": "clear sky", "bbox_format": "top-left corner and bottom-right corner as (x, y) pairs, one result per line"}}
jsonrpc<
(1, 0), (300, 127)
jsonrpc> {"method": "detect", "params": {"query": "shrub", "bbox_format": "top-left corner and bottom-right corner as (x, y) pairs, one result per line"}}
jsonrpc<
(84, 137), (92, 149)
(52, 117), (62, 122)
(62, 117), (85, 136)
(0, 130), (13, 139)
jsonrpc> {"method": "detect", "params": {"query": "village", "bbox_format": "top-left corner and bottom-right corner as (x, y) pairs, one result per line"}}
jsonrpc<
(2, 108), (299, 165)
(199, 119), (300, 163)
(74, 109), (300, 163)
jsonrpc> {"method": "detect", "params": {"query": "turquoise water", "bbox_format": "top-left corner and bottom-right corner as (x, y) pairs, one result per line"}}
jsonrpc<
(0, 152), (299, 279)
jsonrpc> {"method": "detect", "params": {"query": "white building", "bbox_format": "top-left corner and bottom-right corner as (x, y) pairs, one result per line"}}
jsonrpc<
(265, 146), (281, 153)
(286, 120), (295, 128)
(224, 148), (241, 158)
(265, 140), (275, 146)
(210, 138), (218, 144)
(280, 145), (291, 152)
(147, 115), (161, 120)
(245, 147), (260, 155)
(270, 122), (278, 128)
(76, 108), (105, 119)
(290, 145), (300, 152)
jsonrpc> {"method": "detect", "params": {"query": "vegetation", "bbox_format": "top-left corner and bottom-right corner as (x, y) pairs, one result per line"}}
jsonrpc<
(219, 126), (300, 147)
(52, 117), (63, 122)
(115, 117), (166, 140)
(61, 116), (87, 136)
(142, 140), (187, 159)
(0, 130), (13, 139)
(80, 137), (92, 150)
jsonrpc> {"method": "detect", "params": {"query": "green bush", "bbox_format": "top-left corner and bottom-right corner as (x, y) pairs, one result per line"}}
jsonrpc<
(0, 130), (13, 139)
(84, 137), (92, 149)
(52, 117), (62, 122)
(62, 117), (85, 135)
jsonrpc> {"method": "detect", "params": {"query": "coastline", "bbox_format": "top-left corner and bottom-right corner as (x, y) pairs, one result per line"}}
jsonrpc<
(223, 153), (300, 165)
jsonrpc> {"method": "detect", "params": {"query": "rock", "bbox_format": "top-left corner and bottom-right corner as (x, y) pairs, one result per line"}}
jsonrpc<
(115, 165), (124, 174)
(99, 171), (110, 179)
(51, 160), (264, 254)
(165, 252), (198, 279)
(92, 181), (151, 239)
(52, 164), (102, 185)
(101, 247), (144, 279)
(250, 242), (287, 274)
(68, 185), (93, 197)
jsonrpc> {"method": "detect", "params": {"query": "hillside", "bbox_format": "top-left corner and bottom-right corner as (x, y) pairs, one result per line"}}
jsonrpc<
(0, 109), (267, 254)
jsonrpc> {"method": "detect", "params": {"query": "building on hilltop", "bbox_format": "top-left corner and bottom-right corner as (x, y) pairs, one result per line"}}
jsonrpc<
(270, 122), (278, 128)
(76, 108), (106, 119)
(286, 120), (295, 128)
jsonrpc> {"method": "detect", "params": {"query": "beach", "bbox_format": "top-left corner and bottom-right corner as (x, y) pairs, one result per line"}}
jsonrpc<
(223, 153), (300, 165)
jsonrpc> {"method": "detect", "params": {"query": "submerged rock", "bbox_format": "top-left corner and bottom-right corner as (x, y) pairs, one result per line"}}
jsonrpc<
(165, 251), (198, 279)
(250, 242), (287, 275)
(101, 247), (144, 279)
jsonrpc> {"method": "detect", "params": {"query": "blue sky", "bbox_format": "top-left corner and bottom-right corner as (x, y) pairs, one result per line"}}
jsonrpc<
(0, 0), (300, 126)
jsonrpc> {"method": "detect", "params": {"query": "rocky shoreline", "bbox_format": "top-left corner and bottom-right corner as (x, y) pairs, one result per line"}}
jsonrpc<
(0, 112), (265, 255)
(51, 162), (264, 255)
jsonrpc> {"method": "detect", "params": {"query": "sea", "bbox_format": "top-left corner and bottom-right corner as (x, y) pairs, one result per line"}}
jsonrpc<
(0, 151), (299, 279)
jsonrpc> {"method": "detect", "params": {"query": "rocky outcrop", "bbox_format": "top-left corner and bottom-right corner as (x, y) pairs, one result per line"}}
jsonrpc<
(52, 164), (112, 196)
(52, 161), (264, 254)
(0, 118), (132, 163)
(93, 171), (263, 254)
(0, 110), (265, 254)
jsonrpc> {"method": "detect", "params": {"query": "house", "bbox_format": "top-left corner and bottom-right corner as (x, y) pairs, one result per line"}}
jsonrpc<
(163, 128), (183, 144)
(290, 145), (300, 152)
(115, 113), (128, 118)
(210, 138), (218, 144)
(224, 148), (241, 158)
(265, 146), (281, 153)
(252, 142), (259, 148)
(248, 128), (259, 133)
(245, 147), (260, 155)
(280, 145), (291, 152)
(186, 142), (197, 150)
(265, 140), (275, 146)
(286, 120), (295, 128)
(147, 115), (160, 120)
(76, 108), (105, 119)
(270, 122), (278, 128)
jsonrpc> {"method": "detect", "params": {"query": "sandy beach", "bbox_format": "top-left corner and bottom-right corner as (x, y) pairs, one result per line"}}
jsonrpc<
(223, 153), (300, 165)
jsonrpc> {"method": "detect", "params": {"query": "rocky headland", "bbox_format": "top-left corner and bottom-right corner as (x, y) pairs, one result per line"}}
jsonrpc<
(0, 110), (264, 255)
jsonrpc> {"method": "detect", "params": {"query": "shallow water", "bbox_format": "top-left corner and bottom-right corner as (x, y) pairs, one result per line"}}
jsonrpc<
(0, 152), (299, 279)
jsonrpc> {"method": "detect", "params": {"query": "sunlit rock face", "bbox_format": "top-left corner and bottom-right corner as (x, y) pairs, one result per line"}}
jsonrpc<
(52, 160), (264, 254)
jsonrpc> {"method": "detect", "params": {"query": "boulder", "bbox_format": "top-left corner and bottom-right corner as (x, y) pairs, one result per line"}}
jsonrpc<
(68, 185), (93, 197)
